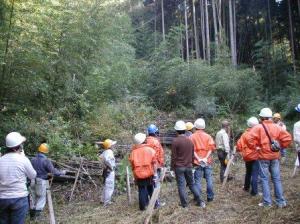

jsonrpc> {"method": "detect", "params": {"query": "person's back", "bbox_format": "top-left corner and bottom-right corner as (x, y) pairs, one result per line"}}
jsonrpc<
(171, 135), (194, 169)
(146, 136), (164, 167)
(0, 153), (36, 199)
(248, 120), (291, 160)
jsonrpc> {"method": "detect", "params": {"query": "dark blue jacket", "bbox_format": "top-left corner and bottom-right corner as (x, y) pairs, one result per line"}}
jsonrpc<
(31, 153), (63, 180)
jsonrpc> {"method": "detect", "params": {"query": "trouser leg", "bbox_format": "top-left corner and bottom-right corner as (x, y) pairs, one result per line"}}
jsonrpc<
(244, 161), (253, 191)
(10, 197), (29, 224)
(138, 185), (148, 210)
(35, 178), (47, 211)
(205, 166), (214, 200)
(175, 167), (188, 207)
(185, 168), (202, 205)
(251, 160), (259, 195)
(103, 171), (115, 205)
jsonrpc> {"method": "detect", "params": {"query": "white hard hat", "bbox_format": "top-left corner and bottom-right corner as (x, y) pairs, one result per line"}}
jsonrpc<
(194, 118), (205, 129)
(259, 108), (273, 118)
(6, 132), (26, 148)
(134, 133), (146, 144)
(174, 120), (186, 131)
(247, 117), (259, 128)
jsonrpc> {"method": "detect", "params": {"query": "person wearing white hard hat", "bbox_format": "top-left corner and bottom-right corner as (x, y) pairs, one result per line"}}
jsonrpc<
(294, 104), (300, 165)
(96, 139), (117, 207)
(190, 118), (216, 203)
(129, 133), (156, 210)
(236, 117), (260, 196)
(248, 108), (292, 208)
(0, 132), (37, 224)
(171, 120), (205, 208)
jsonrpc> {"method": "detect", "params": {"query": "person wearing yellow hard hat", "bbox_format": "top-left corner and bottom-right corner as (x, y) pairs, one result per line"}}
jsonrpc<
(272, 113), (287, 163)
(185, 122), (194, 137)
(96, 139), (117, 206)
(30, 143), (66, 219)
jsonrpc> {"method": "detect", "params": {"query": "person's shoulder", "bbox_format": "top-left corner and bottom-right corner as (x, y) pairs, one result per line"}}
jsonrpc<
(294, 121), (300, 127)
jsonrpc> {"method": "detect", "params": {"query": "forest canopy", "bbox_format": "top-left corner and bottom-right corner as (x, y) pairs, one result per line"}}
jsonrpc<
(0, 0), (299, 156)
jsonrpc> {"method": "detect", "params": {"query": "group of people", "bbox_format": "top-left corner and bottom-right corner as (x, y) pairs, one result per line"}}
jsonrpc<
(1, 104), (300, 223)
(0, 133), (65, 224)
(126, 106), (299, 210)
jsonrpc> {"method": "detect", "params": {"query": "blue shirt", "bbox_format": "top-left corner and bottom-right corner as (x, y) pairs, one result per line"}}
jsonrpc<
(31, 153), (62, 180)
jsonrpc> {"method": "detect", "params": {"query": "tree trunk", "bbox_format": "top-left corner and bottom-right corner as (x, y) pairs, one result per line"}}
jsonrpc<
(200, 0), (206, 60)
(267, 0), (273, 44)
(205, 0), (210, 64)
(212, 0), (219, 55)
(1, 0), (15, 98)
(154, 2), (157, 49)
(184, 0), (189, 63)
(229, 0), (237, 66)
(288, 0), (296, 73)
(161, 0), (165, 42)
(193, 0), (200, 59)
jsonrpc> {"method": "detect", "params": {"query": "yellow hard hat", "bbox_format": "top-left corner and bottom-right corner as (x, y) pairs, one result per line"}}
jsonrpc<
(38, 143), (49, 153)
(186, 122), (194, 131)
(273, 113), (281, 119)
(102, 139), (117, 149)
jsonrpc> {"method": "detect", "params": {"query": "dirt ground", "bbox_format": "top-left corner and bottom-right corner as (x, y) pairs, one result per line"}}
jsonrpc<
(29, 151), (300, 224)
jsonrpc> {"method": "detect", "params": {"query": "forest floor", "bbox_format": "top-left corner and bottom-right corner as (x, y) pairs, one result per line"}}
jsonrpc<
(29, 151), (300, 224)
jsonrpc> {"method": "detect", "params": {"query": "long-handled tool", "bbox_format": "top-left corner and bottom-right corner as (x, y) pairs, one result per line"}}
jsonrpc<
(292, 153), (299, 177)
(46, 178), (56, 224)
(222, 147), (236, 188)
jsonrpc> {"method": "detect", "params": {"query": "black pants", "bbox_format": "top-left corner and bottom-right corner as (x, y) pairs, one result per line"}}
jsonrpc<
(137, 177), (154, 211)
(244, 161), (254, 191)
(217, 149), (228, 183)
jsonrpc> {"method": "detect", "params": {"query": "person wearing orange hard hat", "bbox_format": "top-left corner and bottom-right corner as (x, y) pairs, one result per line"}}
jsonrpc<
(30, 143), (65, 219)
(96, 139), (117, 207)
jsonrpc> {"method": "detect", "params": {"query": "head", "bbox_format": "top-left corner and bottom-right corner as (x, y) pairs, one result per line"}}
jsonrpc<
(194, 118), (205, 130)
(147, 124), (159, 136)
(185, 122), (194, 132)
(272, 113), (281, 123)
(133, 133), (146, 145)
(247, 117), (259, 128)
(38, 143), (49, 154)
(102, 139), (117, 150)
(174, 120), (186, 135)
(221, 120), (230, 129)
(5, 132), (26, 153)
(259, 107), (272, 121)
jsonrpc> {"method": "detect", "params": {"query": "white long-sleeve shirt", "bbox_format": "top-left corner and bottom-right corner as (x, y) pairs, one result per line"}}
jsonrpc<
(294, 121), (300, 151)
(0, 152), (36, 199)
(99, 149), (116, 170)
(215, 129), (230, 153)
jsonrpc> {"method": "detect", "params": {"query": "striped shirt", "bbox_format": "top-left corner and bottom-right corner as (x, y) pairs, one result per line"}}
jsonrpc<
(0, 152), (36, 199)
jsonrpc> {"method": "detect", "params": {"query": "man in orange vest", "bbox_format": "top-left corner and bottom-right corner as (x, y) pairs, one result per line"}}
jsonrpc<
(190, 118), (216, 203)
(146, 124), (164, 208)
(129, 133), (156, 211)
(248, 108), (292, 208)
(171, 120), (205, 208)
(236, 117), (259, 196)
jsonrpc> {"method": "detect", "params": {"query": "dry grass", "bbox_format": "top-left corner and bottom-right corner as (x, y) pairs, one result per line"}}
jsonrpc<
(30, 153), (300, 224)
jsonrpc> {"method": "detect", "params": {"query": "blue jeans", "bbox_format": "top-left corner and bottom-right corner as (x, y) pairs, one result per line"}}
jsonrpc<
(0, 196), (29, 224)
(175, 167), (202, 207)
(194, 165), (214, 200)
(258, 160), (286, 206)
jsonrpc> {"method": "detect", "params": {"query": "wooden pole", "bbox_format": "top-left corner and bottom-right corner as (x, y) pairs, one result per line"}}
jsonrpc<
(69, 158), (83, 202)
(46, 181), (56, 224)
(184, 0), (189, 63)
(144, 168), (167, 224)
(161, 0), (165, 42)
(126, 166), (132, 205)
(222, 147), (236, 188)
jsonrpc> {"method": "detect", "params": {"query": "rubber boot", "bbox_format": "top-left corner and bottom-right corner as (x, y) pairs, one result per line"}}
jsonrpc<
(29, 209), (36, 220)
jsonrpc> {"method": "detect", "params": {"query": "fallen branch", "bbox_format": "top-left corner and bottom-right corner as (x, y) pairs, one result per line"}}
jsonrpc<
(82, 166), (97, 188)
(222, 147), (236, 188)
(69, 157), (83, 202)
(144, 168), (167, 224)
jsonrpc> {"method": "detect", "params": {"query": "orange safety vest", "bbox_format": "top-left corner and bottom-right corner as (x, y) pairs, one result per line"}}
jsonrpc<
(146, 136), (164, 167)
(190, 130), (216, 165)
(129, 144), (156, 179)
(236, 128), (259, 161)
(247, 120), (292, 160)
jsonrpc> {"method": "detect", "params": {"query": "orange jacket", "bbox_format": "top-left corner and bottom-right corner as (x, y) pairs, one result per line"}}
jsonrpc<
(190, 130), (216, 165)
(236, 128), (259, 161)
(129, 144), (156, 179)
(247, 120), (292, 160)
(146, 136), (164, 167)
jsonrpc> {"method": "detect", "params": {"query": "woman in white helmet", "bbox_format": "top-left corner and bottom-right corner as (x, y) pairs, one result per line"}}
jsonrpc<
(0, 132), (37, 224)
